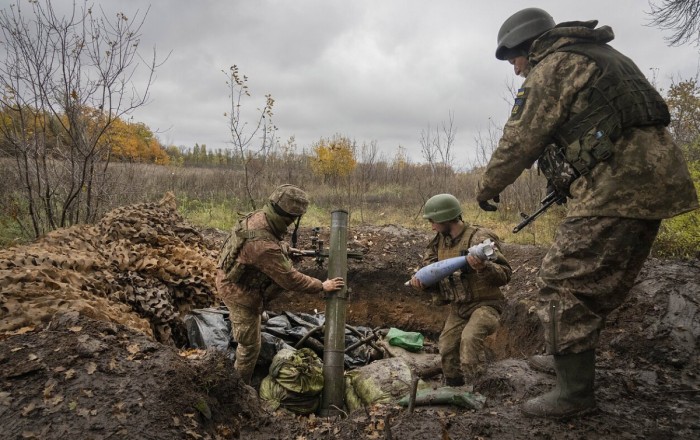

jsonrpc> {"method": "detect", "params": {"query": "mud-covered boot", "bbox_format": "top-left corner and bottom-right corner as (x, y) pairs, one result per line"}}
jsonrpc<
(527, 354), (555, 375)
(445, 376), (465, 387)
(521, 350), (596, 419)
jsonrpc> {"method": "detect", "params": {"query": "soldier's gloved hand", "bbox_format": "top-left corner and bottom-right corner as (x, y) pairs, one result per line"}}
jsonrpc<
(546, 182), (567, 205)
(478, 195), (500, 212)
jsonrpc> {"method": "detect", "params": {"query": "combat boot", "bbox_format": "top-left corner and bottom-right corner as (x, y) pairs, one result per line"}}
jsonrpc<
(445, 376), (465, 387)
(527, 354), (555, 375)
(521, 350), (596, 419)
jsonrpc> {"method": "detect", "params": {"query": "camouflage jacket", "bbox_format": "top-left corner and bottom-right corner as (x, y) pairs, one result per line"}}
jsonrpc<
(423, 224), (511, 317)
(477, 20), (699, 219)
(216, 210), (323, 313)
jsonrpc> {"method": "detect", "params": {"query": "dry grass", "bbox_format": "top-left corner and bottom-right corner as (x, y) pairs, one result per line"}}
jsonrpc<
(3, 161), (695, 258)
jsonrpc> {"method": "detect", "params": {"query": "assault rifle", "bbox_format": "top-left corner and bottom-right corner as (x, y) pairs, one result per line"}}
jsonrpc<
(290, 227), (364, 267)
(512, 191), (565, 233)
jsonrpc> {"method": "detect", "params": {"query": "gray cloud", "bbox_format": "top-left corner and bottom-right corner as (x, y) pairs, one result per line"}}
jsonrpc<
(9, 0), (698, 166)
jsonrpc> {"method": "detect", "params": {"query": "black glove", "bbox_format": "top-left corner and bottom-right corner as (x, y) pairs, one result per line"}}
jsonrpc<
(546, 182), (567, 205)
(478, 195), (500, 211)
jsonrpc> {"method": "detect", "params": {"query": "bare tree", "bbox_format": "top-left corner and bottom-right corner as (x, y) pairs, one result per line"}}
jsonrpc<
(351, 140), (379, 222)
(471, 81), (549, 229)
(471, 118), (503, 171)
(648, 0), (700, 46)
(224, 65), (276, 210)
(419, 111), (457, 192)
(0, 0), (160, 237)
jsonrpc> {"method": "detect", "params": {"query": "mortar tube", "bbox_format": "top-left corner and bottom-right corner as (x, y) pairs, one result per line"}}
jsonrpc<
(320, 209), (349, 417)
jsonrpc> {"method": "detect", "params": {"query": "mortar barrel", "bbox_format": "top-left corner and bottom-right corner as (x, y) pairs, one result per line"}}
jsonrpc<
(320, 209), (348, 416)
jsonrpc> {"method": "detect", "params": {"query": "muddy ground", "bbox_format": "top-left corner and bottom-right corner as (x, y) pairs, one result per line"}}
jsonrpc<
(0, 202), (698, 439)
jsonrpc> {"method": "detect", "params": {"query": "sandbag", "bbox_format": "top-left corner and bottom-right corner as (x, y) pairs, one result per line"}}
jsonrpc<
(397, 387), (486, 410)
(258, 376), (320, 415)
(344, 357), (427, 412)
(269, 348), (324, 395)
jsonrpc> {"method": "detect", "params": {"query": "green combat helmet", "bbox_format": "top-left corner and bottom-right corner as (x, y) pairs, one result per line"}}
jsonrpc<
(496, 7), (555, 60)
(423, 194), (462, 223)
(269, 184), (309, 217)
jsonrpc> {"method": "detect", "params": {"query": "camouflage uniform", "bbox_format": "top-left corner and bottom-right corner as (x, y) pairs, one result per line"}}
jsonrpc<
(477, 21), (699, 355)
(215, 205), (323, 383)
(424, 224), (512, 382)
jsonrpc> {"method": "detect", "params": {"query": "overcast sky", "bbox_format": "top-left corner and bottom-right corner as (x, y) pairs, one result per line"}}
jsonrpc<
(6, 1), (700, 168)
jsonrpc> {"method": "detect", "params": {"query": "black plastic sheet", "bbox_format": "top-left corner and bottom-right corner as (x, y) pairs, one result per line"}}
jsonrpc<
(184, 307), (233, 352)
(184, 308), (375, 368)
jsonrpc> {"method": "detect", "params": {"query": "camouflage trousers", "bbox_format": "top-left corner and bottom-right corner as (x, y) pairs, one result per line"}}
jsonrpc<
(216, 271), (261, 384)
(537, 216), (660, 355)
(438, 305), (500, 382)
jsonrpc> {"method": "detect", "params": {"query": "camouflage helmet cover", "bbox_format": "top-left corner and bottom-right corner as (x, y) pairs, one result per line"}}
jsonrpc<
(496, 7), (555, 60)
(269, 184), (309, 217)
(423, 194), (462, 223)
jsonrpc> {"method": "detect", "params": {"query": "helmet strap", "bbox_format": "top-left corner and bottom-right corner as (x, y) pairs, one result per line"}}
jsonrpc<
(291, 215), (301, 248)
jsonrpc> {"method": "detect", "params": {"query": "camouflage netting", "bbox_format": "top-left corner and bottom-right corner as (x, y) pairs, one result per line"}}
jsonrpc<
(0, 192), (218, 346)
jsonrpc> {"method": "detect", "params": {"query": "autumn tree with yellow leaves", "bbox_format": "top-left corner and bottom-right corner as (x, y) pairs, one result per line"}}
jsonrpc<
(107, 118), (169, 165)
(311, 135), (357, 185)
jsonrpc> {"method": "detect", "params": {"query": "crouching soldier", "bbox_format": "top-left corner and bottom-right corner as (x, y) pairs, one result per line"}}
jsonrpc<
(409, 194), (512, 386)
(216, 184), (344, 384)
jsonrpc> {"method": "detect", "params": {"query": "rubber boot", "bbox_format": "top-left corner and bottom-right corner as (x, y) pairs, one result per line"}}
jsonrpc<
(521, 350), (596, 419)
(445, 376), (465, 387)
(527, 354), (555, 375)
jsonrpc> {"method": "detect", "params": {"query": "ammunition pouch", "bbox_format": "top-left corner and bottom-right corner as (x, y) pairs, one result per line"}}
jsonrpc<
(431, 290), (451, 306)
(217, 211), (277, 282)
(217, 212), (255, 274)
(563, 125), (616, 177)
(437, 273), (470, 305)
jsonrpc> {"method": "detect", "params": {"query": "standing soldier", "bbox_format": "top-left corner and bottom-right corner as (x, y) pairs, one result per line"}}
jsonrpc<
(409, 194), (512, 387)
(478, 8), (699, 418)
(216, 184), (344, 384)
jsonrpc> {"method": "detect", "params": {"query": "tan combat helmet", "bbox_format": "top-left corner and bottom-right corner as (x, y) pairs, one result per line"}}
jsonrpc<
(269, 184), (309, 217)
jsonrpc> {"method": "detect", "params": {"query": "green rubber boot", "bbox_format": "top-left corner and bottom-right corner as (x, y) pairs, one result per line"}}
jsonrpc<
(522, 350), (596, 419)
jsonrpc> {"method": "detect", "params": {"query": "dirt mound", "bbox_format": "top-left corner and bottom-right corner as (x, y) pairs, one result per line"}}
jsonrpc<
(1, 204), (699, 439)
(0, 311), (264, 439)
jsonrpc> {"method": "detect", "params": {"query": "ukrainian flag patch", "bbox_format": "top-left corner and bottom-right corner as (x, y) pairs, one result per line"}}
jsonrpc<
(510, 87), (529, 119)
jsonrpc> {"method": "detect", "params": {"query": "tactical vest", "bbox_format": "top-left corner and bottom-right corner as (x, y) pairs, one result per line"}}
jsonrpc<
(435, 226), (504, 313)
(540, 43), (670, 192)
(217, 212), (278, 291)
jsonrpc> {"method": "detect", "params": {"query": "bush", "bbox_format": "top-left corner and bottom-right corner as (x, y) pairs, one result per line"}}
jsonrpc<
(654, 211), (700, 259)
(652, 161), (700, 259)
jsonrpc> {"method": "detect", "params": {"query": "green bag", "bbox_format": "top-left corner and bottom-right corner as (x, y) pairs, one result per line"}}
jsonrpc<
(269, 348), (324, 395)
(259, 376), (320, 415)
(385, 327), (424, 352)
